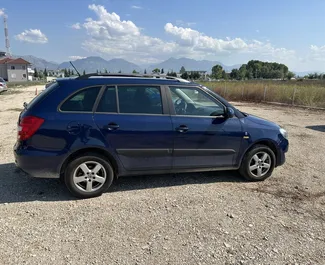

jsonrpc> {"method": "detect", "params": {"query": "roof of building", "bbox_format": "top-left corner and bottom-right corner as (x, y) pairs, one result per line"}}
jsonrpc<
(0, 57), (31, 65)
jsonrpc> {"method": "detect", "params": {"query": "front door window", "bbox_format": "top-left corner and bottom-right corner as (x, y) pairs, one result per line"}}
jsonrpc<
(169, 86), (225, 117)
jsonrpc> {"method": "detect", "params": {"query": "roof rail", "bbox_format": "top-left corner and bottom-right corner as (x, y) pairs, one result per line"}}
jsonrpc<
(76, 73), (190, 83)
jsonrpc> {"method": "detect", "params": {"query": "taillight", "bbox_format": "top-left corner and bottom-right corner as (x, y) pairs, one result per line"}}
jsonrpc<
(18, 116), (44, 141)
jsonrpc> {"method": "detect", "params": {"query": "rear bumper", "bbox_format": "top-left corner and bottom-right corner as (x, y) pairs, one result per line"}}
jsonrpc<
(14, 143), (65, 179)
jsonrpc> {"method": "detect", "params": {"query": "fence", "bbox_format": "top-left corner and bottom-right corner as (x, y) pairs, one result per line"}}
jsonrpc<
(201, 80), (325, 109)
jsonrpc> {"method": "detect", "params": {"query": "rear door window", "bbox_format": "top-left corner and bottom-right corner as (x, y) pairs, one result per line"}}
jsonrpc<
(117, 86), (163, 114)
(96, 86), (118, 113)
(60, 86), (101, 112)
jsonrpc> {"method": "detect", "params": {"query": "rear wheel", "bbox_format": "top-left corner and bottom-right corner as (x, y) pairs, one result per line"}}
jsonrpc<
(239, 145), (275, 181)
(64, 154), (114, 198)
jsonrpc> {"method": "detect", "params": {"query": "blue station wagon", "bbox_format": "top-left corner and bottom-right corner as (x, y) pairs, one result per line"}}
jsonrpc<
(14, 74), (289, 198)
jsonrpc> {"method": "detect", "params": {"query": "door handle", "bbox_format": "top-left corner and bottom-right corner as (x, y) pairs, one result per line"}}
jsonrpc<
(176, 125), (189, 133)
(107, 123), (119, 130)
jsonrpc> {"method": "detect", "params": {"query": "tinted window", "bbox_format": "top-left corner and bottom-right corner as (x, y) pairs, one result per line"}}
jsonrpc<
(118, 86), (163, 114)
(169, 86), (224, 116)
(60, 86), (101, 112)
(96, 86), (118, 113)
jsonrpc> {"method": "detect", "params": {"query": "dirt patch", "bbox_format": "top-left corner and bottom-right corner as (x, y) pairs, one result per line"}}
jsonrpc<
(0, 86), (325, 264)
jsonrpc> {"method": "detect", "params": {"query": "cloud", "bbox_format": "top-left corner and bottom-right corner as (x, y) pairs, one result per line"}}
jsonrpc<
(0, 8), (5, 17)
(71, 23), (81, 29)
(72, 4), (297, 65)
(15, 29), (48, 44)
(175, 20), (197, 27)
(131, 5), (143, 9)
(69, 56), (86, 60)
(309, 45), (325, 62)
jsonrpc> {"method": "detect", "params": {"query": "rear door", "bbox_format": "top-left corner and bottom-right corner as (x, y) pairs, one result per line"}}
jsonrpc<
(93, 85), (173, 171)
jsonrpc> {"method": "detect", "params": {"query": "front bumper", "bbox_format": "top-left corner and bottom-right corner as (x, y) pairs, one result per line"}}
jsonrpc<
(276, 139), (289, 167)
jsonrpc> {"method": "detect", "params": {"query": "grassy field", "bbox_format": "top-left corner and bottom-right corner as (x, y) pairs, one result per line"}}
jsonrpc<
(201, 80), (325, 108)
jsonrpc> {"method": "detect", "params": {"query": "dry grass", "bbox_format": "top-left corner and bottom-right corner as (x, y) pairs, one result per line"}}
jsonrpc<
(201, 80), (325, 108)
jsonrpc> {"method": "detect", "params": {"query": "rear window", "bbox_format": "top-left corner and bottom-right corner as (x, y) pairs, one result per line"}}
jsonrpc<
(26, 82), (59, 110)
(60, 86), (101, 112)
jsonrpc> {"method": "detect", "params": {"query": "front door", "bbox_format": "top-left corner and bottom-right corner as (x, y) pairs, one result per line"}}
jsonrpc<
(93, 85), (173, 171)
(167, 86), (243, 169)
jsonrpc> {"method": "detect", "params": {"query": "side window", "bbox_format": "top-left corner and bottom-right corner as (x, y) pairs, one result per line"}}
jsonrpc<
(60, 86), (101, 112)
(169, 86), (225, 117)
(96, 86), (118, 113)
(117, 86), (163, 114)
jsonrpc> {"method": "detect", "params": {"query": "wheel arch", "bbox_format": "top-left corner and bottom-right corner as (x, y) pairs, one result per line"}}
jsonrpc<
(240, 139), (279, 167)
(59, 147), (120, 179)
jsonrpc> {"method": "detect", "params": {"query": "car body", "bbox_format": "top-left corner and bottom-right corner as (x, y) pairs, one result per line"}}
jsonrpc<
(0, 77), (8, 93)
(14, 74), (289, 198)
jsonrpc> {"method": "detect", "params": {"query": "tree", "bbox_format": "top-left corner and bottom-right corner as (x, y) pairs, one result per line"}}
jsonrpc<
(167, 71), (177, 77)
(144, 69), (147, 74)
(43, 68), (48, 77)
(230, 69), (240, 80)
(96, 69), (99, 74)
(33, 68), (38, 78)
(132, 69), (139, 74)
(211, 64), (224, 79)
(189, 71), (200, 80)
(64, 68), (68, 77)
(238, 65), (247, 80)
(287, 71), (295, 80)
(222, 70), (228, 80)
(118, 70), (122, 73)
(83, 70), (86, 75)
(152, 68), (160, 74)
(38, 70), (44, 79)
(161, 68), (164, 74)
(71, 70), (75, 76)
(180, 66), (186, 74)
(181, 72), (189, 79)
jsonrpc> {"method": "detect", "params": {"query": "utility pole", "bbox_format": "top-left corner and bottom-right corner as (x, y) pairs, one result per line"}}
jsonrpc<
(4, 14), (11, 58)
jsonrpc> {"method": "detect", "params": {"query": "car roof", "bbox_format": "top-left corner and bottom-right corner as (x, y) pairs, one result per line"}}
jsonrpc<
(55, 74), (199, 87)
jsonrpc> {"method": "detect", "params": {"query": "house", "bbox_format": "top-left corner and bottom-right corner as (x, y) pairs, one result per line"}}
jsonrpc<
(185, 70), (208, 78)
(0, 57), (31, 82)
(27, 67), (35, 81)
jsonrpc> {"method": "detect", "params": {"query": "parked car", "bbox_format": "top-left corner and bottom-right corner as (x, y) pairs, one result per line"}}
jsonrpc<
(14, 74), (289, 198)
(0, 77), (8, 93)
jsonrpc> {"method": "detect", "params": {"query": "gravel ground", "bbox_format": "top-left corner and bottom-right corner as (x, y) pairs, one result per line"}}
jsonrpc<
(0, 86), (325, 265)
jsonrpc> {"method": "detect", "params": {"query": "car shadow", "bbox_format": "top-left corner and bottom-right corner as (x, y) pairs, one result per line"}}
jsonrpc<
(0, 162), (244, 204)
(306, 125), (325, 132)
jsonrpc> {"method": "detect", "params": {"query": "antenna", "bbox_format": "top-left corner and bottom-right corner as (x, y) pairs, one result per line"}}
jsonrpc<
(69, 61), (81, 77)
(3, 14), (11, 58)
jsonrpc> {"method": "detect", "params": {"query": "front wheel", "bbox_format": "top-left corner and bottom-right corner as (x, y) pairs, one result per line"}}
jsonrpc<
(239, 145), (276, 181)
(64, 154), (114, 199)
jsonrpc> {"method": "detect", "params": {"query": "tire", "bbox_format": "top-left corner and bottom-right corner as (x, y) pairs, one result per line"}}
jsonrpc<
(64, 153), (114, 199)
(239, 144), (276, 181)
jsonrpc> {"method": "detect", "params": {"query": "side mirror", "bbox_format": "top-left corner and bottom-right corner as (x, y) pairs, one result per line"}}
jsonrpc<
(226, 107), (235, 118)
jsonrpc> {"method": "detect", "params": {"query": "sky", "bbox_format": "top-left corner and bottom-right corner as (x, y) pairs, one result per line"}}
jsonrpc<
(0, 0), (325, 72)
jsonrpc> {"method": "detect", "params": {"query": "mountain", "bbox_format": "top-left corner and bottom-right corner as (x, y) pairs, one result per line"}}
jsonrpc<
(15, 55), (59, 70)
(147, 57), (241, 73)
(58, 57), (142, 73)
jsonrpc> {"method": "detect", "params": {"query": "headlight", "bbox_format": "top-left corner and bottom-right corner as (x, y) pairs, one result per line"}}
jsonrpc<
(279, 128), (288, 139)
